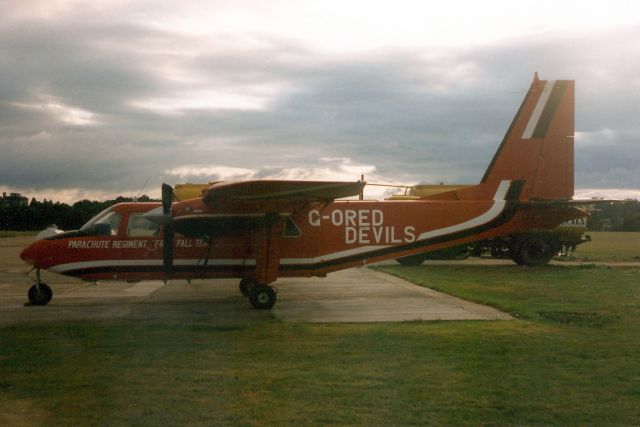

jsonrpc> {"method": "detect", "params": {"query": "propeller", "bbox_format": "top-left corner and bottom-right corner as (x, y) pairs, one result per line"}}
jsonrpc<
(161, 183), (174, 276)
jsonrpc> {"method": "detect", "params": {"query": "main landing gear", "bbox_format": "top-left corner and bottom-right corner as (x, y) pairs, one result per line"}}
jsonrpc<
(239, 278), (277, 309)
(27, 268), (53, 306)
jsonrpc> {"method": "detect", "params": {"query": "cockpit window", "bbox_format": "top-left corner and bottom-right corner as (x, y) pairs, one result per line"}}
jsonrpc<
(80, 207), (122, 236)
(127, 214), (160, 237)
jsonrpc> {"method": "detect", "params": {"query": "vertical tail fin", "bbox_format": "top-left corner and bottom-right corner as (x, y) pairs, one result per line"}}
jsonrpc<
(481, 74), (574, 200)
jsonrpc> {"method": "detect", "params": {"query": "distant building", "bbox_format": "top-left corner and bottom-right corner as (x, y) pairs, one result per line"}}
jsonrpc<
(0, 192), (28, 208)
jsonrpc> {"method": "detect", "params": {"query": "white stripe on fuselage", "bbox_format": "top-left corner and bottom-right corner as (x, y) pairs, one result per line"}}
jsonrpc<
(522, 80), (555, 139)
(283, 181), (512, 265)
(49, 258), (257, 274)
(50, 180), (513, 274)
(416, 179), (510, 241)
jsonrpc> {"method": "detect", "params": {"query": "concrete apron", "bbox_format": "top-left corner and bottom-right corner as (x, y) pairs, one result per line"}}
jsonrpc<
(272, 268), (513, 323)
(0, 268), (512, 324)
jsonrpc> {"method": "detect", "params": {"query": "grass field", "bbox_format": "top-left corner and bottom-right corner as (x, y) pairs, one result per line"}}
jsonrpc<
(1, 233), (640, 425)
(565, 231), (640, 262)
(0, 231), (37, 238)
(2, 264), (640, 426)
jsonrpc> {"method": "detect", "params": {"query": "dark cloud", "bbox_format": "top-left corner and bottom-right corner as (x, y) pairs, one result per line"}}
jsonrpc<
(1, 15), (639, 201)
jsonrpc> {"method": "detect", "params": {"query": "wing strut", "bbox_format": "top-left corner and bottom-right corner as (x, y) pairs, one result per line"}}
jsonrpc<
(253, 212), (282, 286)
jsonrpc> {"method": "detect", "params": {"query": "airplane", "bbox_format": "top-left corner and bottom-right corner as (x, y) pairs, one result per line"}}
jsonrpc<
(20, 73), (586, 309)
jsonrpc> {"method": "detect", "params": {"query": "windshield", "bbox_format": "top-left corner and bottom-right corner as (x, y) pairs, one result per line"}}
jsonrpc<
(80, 206), (122, 236)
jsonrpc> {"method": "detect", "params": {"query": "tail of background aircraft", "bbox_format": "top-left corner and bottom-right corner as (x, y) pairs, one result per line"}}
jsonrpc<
(480, 73), (574, 201)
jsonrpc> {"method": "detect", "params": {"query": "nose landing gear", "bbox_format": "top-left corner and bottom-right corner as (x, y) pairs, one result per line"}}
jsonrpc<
(26, 268), (53, 306)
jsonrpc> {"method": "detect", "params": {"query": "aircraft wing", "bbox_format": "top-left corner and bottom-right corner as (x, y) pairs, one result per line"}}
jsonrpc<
(168, 180), (366, 238)
(202, 180), (366, 205)
(523, 199), (638, 207)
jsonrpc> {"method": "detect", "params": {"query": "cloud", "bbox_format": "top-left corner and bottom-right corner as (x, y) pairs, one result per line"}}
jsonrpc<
(574, 188), (640, 201)
(1, 8), (639, 203)
(165, 165), (257, 181)
(11, 94), (98, 126)
(164, 157), (377, 185)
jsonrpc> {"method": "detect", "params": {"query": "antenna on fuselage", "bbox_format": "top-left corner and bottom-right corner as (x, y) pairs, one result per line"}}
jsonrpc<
(133, 176), (152, 203)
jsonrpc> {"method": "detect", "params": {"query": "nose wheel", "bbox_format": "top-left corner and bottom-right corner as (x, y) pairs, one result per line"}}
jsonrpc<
(28, 283), (52, 306)
(26, 268), (53, 306)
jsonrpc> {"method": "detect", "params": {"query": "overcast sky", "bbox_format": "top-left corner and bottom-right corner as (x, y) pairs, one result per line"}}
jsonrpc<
(1, 0), (639, 203)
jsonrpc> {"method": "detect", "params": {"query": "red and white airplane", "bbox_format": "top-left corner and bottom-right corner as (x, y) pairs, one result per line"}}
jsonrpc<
(20, 74), (584, 309)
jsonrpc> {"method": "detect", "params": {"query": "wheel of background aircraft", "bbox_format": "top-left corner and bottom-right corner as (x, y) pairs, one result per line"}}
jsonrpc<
(239, 278), (258, 297)
(249, 285), (277, 309)
(515, 235), (556, 266)
(510, 243), (526, 265)
(396, 253), (429, 266)
(28, 283), (52, 306)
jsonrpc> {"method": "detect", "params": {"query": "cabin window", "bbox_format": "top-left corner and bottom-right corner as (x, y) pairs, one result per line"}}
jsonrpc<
(283, 217), (301, 237)
(127, 214), (161, 237)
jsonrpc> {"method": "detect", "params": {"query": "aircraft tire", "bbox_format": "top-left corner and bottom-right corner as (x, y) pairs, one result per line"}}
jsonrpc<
(510, 245), (526, 265)
(239, 278), (258, 297)
(249, 285), (277, 309)
(517, 236), (555, 266)
(28, 283), (52, 306)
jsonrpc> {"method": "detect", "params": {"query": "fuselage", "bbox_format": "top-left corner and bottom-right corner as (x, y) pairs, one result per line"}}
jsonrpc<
(19, 180), (579, 283)
(17, 76), (581, 311)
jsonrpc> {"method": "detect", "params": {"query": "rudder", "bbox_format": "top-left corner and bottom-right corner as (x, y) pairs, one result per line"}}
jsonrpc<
(481, 74), (574, 201)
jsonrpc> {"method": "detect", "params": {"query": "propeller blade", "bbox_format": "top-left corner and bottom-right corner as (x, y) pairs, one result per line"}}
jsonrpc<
(162, 183), (174, 215)
(161, 183), (174, 276)
(163, 223), (174, 275)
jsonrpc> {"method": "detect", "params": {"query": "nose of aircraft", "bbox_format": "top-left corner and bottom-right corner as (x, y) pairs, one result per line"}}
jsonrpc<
(20, 241), (41, 266)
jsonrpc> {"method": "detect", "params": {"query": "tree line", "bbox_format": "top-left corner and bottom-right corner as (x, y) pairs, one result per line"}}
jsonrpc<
(587, 202), (640, 232)
(0, 196), (158, 231)
(1, 195), (638, 232)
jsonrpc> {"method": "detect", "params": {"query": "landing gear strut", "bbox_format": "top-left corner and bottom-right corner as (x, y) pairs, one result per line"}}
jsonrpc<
(27, 268), (53, 306)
